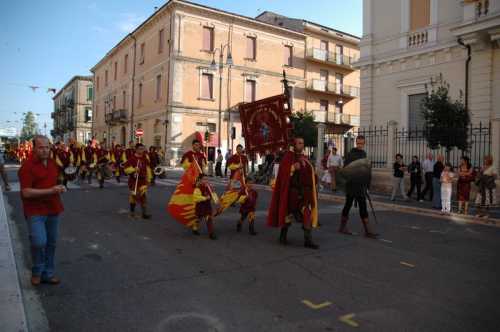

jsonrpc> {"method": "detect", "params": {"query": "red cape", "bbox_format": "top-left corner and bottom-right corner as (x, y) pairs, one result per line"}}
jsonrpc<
(266, 151), (294, 228)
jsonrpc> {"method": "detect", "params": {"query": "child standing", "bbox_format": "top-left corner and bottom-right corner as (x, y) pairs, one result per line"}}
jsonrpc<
(237, 182), (258, 235)
(440, 162), (454, 214)
(193, 175), (217, 240)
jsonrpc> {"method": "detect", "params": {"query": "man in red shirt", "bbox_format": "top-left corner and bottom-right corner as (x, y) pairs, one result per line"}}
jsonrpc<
(18, 135), (65, 286)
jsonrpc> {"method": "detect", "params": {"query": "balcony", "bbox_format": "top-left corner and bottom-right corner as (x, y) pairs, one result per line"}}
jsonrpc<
(112, 109), (128, 123)
(306, 79), (359, 98)
(306, 48), (357, 70)
(313, 110), (360, 127)
(408, 28), (429, 48)
(104, 113), (114, 124)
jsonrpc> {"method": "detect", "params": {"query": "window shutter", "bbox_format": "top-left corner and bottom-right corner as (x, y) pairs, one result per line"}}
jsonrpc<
(410, 0), (430, 31)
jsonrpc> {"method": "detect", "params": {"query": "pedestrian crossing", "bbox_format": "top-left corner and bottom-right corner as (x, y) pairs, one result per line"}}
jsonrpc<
(1, 176), (231, 193)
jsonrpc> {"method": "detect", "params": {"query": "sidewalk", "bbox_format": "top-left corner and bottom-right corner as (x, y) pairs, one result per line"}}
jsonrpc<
(0, 191), (28, 332)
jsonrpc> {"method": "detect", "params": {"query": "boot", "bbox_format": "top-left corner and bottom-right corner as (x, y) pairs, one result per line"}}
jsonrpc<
(249, 222), (257, 236)
(141, 204), (152, 219)
(236, 222), (242, 233)
(303, 229), (319, 249)
(87, 174), (91, 184)
(116, 176), (121, 183)
(207, 219), (216, 239)
(362, 218), (379, 239)
(279, 226), (289, 245)
(129, 203), (136, 217)
(192, 222), (200, 235)
(338, 215), (353, 235)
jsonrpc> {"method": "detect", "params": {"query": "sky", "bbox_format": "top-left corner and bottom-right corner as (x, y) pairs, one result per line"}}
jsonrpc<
(0, 0), (362, 136)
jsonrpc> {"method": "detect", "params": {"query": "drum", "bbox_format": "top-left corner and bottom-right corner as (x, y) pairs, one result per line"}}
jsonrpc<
(64, 166), (78, 181)
(99, 164), (113, 180)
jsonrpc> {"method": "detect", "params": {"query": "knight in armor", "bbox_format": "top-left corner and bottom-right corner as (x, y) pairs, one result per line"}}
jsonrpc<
(267, 137), (319, 249)
(338, 135), (379, 238)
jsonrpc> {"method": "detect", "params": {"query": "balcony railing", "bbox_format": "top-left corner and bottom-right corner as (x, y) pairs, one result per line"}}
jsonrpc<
(105, 109), (128, 125)
(306, 48), (357, 69)
(104, 113), (113, 124)
(307, 79), (360, 98)
(313, 110), (360, 126)
(476, 0), (490, 18)
(408, 28), (429, 48)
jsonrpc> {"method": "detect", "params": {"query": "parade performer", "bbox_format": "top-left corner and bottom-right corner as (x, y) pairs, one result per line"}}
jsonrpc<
(236, 180), (258, 235)
(267, 137), (319, 249)
(192, 174), (217, 239)
(181, 139), (207, 172)
(227, 144), (249, 183)
(148, 146), (160, 185)
(124, 141), (135, 162)
(54, 143), (74, 188)
(111, 144), (125, 183)
(337, 135), (379, 238)
(95, 143), (110, 189)
(81, 140), (97, 184)
(123, 143), (152, 219)
(68, 139), (81, 169)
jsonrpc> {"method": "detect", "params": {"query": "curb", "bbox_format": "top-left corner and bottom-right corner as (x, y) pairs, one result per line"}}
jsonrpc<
(0, 192), (29, 332)
(252, 183), (500, 228)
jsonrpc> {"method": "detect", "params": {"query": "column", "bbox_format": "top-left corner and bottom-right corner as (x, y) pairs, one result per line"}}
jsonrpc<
(316, 123), (326, 172)
(492, 119), (500, 171)
(386, 120), (398, 169)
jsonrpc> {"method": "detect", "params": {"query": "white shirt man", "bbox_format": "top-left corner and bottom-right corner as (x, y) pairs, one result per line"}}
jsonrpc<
(327, 151), (343, 168)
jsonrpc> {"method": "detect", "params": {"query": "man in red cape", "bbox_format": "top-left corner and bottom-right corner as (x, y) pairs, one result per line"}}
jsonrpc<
(267, 137), (319, 249)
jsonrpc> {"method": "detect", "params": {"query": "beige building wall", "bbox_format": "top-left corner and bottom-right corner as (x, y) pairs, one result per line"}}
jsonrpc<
(359, 0), (500, 169)
(52, 76), (93, 144)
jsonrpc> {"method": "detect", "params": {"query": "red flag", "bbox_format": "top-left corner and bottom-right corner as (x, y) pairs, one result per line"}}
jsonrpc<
(167, 162), (200, 227)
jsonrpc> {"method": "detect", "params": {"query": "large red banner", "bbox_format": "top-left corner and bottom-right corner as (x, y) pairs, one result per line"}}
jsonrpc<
(238, 94), (292, 155)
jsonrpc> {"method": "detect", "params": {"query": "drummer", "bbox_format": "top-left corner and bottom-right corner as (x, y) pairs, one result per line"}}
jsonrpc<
(95, 143), (111, 189)
(111, 144), (125, 183)
(55, 142), (74, 188)
(81, 140), (97, 184)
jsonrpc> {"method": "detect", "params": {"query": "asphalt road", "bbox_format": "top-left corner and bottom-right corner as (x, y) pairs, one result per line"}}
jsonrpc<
(4, 168), (500, 332)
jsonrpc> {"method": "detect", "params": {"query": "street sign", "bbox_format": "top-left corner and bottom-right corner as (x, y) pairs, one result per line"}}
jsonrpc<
(135, 128), (144, 137)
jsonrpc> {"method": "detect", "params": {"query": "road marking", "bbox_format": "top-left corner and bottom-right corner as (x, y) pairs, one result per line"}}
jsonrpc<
(466, 228), (480, 234)
(429, 230), (446, 234)
(379, 238), (393, 243)
(339, 313), (359, 327)
(302, 300), (332, 310)
(400, 261), (415, 268)
(410, 226), (421, 230)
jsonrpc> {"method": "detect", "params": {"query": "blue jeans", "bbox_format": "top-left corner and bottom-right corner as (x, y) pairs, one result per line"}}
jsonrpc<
(29, 215), (60, 278)
(432, 178), (442, 209)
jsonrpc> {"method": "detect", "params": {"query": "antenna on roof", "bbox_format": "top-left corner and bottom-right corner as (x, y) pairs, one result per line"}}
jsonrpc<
(154, 6), (158, 11)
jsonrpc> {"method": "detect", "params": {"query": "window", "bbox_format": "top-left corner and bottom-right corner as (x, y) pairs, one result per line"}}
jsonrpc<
(245, 80), (256, 103)
(87, 86), (93, 101)
(140, 42), (145, 64)
(335, 101), (343, 114)
(84, 108), (92, 123)
(408, 93), (426, 129)
(113, 95), (116, 110)
(320, 40), (329, 51)
(246, 36), (256, 60)
(158, 29), (164, 53)
(138, 83), (143, 106)
(335, 45), (344, 64)
(320, 100), (329, 112)
(335, 73), (344, 93)
(105, 70), (108, 86)
(410, 0), (430, 31)
(156, 74), (162, 100)
(201, 73), (213, 99)
(202, 26), (214, 51)
(96, 76), (100, 91)
(124, 54), (128, 74)
(284, 45), (293, 66)
(122, 90), (126, 109)
(320, 70), (329, 81)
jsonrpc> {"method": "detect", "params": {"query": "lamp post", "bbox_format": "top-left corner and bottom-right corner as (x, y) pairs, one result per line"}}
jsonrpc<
(210, 44), (233, 150)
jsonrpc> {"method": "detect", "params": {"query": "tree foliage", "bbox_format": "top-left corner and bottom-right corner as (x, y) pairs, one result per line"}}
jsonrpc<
(290, 111), (317, 147)
(422, 80), (470, 153)
(20, 111), (39, 141)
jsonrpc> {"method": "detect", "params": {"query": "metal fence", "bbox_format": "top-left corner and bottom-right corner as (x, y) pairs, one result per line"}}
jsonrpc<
(394, 123), (491, 168)
(346, 126), (389, 168)
(336, 122), (491, 169)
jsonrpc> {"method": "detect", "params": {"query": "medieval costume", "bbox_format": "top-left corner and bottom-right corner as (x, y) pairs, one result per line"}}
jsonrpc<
(338, 149), (379, 238)
(267, 150), (319, 249)
(181, 149), (207, 172)
(95, 146), (110, 189)
(123, 150), (152, 219)
(193, 177), (217, 239)
(80, 143), (97, 184)
(237, 185), (258, 235)
(111, 145), (125, 183)
(55, 146), (73, 188)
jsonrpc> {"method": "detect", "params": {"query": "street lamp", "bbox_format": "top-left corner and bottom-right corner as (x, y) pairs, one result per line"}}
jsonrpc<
(210, 43), (233, 150)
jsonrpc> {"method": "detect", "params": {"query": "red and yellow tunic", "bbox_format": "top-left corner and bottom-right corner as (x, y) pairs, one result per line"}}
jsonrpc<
(55, 149), (73, 170)
(82, 146), (97, 166)
(193, 183), (212, 218)
(95, 148), (110, 165)
(69, 144), (81, 167)
(181, 150), (207, 172)
(227, 153), (249, 179)
(123, 154), (152, 194)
